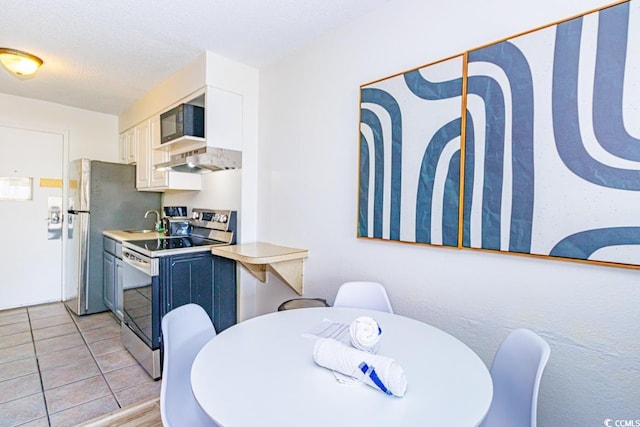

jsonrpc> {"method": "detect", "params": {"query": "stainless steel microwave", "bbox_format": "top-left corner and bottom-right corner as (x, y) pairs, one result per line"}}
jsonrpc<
(160, 104), (205, 144)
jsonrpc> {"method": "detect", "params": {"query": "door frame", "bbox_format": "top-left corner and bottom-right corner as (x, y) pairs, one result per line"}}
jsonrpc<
(0, 119), (70, 302)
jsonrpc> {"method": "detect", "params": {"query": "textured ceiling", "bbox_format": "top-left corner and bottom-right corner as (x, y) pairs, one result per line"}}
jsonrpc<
(0, 0), (390, 115)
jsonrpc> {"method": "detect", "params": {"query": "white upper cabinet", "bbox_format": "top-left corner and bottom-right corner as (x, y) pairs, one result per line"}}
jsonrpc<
(149, 116), (169, 188)
(119, 128), (136, 164)
(205, 87), (242, 152)
(135, 120), (150, 188)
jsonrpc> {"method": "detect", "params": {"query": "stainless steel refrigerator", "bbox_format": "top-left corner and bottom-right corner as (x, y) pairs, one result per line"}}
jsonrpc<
(65, 159), (161, 315)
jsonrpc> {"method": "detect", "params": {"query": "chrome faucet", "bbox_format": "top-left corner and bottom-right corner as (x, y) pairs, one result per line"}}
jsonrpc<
(144, 210), (161, 232)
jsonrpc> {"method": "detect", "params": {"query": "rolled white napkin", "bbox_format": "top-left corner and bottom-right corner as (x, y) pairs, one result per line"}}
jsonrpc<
(350, 316), (382, 352)
(313, 337), (407, 397)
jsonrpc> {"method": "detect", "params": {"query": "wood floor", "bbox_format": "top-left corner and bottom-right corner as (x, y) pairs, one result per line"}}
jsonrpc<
(80, 397), (162, 426)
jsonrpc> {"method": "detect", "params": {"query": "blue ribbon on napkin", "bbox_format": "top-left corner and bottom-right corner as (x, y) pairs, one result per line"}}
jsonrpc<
(359, 362), (392, 395)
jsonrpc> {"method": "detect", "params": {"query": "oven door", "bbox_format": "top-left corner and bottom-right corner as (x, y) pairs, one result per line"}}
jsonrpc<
(121, 247), (162, 379)
(121, 248), (160, 350)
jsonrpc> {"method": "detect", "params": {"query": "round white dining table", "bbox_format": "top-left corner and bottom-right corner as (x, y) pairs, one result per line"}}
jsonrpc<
(191, 307), (493, 426)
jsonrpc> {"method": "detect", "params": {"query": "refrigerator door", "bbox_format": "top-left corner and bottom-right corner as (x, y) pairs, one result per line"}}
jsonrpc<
(64, 159), (161, 316)
(85, 161), (160, 314)
(64, 211), (90, 315)
(68, 158), (90, 212)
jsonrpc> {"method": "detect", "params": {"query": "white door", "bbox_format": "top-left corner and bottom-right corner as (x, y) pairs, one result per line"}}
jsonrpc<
(0, 125), (64, 310)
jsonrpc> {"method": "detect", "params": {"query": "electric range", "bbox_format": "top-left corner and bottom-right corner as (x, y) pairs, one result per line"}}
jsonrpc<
(122, 208), (236, 258)
(120, 208), (237, 379)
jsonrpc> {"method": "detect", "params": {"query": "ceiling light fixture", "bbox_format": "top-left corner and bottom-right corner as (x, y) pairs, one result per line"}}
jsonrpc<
(0, 48), (43, 77)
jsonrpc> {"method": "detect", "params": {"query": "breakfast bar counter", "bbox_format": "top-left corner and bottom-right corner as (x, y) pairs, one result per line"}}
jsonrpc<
(211, 242), (308, 294)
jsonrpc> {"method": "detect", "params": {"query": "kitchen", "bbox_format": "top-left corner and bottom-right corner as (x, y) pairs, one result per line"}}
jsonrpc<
(0, 50), (261, 318)
(0, 4), (268, 423)
(2, 0), (640, 426)
(0, 50), (261, 425)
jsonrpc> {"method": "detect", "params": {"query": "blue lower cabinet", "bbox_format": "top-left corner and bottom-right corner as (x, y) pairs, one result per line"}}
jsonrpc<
(160, 252), (237, 333)
(103, 251), (116, 312)
(212, 255), (237, 332)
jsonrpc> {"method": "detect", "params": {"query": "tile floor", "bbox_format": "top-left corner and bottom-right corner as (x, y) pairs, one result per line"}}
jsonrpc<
(0, 302), (161, 427)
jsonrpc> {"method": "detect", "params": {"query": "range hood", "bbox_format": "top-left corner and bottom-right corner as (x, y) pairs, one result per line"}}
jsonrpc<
(155, 147), (242, 173)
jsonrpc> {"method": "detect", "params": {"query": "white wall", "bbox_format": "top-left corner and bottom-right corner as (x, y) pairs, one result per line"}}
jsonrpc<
(163, 171), (241, 211)
(0, 93), (118, 162)
(258, 0), (640, 425)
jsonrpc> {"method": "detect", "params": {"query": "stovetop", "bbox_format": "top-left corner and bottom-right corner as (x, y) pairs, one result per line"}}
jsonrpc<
(122, 208), (236, 258)
(126, 235), (229, 252)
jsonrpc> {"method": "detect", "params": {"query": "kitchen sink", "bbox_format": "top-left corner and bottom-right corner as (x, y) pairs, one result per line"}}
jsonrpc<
(124, 229), (155, 233)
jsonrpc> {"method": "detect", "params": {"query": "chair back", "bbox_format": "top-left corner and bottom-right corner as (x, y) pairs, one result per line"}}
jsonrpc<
(480, 328), (551, 427)
(160, 303), (217, 427)
(333, 281), (394, 313)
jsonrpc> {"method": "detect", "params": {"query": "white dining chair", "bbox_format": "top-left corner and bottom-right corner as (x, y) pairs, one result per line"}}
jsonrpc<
(160, 303), (217, 427)
(479, 328), (551, 427)
(333, 281), (394, 313)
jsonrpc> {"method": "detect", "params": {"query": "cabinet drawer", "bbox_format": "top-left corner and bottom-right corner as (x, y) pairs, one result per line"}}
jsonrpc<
(104, 237), (123, 259)
(104, 237), (117, 255)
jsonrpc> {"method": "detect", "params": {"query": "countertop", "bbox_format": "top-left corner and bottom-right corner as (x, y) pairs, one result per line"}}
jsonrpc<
(210, 242), (308, 264)
(103, 229), (163, 242)
(211, 242), (308, 295)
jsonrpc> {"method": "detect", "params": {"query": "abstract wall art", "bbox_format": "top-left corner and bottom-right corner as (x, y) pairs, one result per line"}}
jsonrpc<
(358, 0), (640, 268)
(358, 55), (465, 248)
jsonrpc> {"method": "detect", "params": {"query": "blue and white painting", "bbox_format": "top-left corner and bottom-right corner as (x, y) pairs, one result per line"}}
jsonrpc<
(359, 56), (464, 247)
(359, 0), (640, 267)
(465, 0), (640, 266)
